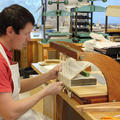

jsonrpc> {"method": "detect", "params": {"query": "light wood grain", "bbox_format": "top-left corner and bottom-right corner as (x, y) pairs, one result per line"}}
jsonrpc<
(86, 112), (120, 120)
(77, 102), (120, 112)
(82, 106), (120, 112)
(76, 102), (120, 109)
(70, 82), (107, 98)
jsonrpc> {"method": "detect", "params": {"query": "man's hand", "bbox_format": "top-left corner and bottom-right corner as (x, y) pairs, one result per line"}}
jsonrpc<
(47, 64), (62, 80)
(42, 82), (63, 96)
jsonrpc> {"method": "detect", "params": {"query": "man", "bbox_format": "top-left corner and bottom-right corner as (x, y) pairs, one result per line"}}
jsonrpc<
(0, 4), (63, 120)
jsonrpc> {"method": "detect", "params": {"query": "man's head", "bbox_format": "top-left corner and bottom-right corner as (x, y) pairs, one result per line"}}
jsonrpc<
(0, 4), (35, 50)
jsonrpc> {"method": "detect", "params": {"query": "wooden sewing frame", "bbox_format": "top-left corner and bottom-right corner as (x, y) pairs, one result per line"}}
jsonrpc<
(50, 41), (120, 103)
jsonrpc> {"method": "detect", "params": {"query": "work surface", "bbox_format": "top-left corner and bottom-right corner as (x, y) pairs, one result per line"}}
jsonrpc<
(31, 62), (120, 120)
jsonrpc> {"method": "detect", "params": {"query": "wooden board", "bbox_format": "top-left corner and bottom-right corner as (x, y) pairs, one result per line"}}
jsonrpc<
(70, 83), (107, 98)
(85, 112), (120, 120)
(76, 102), (120, 119)
(82, 106), (120, 112)
(107, 29), (120, 33)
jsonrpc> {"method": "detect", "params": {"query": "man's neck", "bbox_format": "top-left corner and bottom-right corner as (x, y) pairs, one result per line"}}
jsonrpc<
(0, 36), (12, 51)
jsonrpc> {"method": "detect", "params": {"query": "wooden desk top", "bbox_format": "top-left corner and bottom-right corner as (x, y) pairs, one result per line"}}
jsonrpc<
(37, 41), (83, 47)
(31, 62), (120, 120)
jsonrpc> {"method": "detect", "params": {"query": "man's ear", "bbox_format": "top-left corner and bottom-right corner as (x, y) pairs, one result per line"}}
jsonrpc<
(6, 26), (15, 36)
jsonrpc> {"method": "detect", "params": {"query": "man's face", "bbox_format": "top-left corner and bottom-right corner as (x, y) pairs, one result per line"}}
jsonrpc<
(11, 22), (33, 50)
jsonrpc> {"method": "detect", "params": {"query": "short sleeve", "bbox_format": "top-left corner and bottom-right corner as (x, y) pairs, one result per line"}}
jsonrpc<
(0, 56), (12, 92)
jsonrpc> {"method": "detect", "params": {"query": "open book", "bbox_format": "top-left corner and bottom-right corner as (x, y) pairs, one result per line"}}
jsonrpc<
(58, 58), (97, 87)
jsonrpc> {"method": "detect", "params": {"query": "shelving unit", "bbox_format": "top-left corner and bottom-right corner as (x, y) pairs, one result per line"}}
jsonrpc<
(70, 7), (90, 36)
(70, 0), (106, 43)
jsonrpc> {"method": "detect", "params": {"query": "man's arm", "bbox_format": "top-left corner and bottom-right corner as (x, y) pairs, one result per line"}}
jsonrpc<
(0, 82), (62, 120)
(20, 64), (61, 93)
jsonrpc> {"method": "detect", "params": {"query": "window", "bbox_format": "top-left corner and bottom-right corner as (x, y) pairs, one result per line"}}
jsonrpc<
(0, 0), (42, 25)
(94, 0), (120, 24)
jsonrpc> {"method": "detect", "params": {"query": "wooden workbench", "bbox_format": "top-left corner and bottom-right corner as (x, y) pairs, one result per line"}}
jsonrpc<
(31, 62), (120, 120)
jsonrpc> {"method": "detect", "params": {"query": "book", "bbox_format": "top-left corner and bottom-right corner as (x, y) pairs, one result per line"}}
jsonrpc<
(58, 58), (97, 87)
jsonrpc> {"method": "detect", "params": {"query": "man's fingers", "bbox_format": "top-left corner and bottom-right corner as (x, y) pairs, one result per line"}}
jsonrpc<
(57, 82), (64, 91)
(58, 64), (62, 72)
(57, 81), (63, 85)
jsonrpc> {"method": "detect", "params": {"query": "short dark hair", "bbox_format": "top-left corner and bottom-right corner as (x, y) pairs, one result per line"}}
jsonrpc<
(0, 4), (35, 36)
